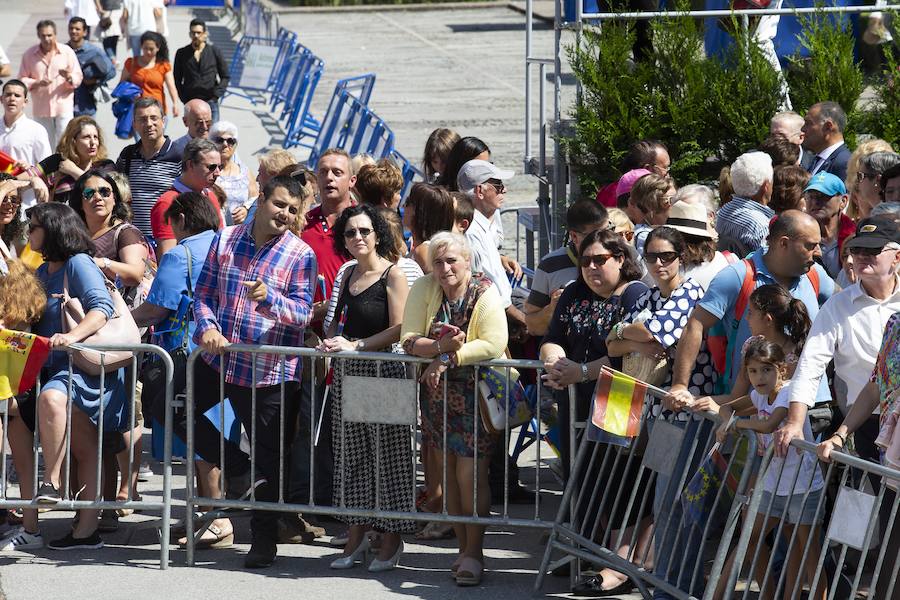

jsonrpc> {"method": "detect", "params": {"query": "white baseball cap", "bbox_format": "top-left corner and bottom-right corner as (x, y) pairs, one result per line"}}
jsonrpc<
(456, 159), (514, 194)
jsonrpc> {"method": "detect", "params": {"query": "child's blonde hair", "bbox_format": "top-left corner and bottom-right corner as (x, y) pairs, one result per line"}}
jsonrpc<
(0, 259), (46, 328)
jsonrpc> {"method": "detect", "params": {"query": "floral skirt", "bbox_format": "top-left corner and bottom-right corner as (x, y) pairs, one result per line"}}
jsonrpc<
(421, 366), (493, 459)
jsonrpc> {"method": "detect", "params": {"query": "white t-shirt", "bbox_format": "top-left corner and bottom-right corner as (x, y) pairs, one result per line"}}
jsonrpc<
(467, 209), (512, 308)
(0, 45), (9, 67)
(684, 251), (731, 292)
(750, 381), (825, 497)
(0, 115), (52, 210)
(122, 0), (163, 36)
(65, 0), (101, 27)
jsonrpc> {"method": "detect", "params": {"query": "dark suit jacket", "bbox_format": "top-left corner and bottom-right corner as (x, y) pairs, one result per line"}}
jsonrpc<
(808, 142), (852, 182)
(799, 148), (816, 171)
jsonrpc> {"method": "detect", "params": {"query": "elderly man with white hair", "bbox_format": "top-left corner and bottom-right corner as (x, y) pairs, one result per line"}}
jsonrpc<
(770, 110), (815, 169)
(715, 151), (774, 255)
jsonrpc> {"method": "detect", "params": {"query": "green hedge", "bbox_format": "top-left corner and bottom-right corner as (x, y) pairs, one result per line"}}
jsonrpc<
(566, 3), (872, 193)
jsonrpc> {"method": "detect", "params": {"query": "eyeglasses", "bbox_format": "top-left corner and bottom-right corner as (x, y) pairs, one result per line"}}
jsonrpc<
(848, 246), (893, 258)
(189, 29), (206, 36)
(83, 186), (113, 200)
(579, 253), (616, 268)
(1, 196), (21, 207)
(856, 171), (880, 185)
(343, 227), (373, 239)
(212, 136), (237, 147)
(645, 251), (680, 265)
(203, 163), (224, 173)
(617, 230), (635, 242)
(482, 180), (506, 194)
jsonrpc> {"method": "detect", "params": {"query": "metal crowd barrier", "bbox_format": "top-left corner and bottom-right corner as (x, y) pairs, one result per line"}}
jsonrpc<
(535, 399), (900, 599)
(721, 438), (899, 600)
(307, 74), (377, 167)
(223, 34), (297, 104)
(536, 402), (758, 598)
(0, 343), (174, 569)
(182, 344), (565, 566)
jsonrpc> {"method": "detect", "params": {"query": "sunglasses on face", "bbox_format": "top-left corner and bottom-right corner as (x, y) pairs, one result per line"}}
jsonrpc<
(343, 227), (373, 239)
(1, 196), (21, 207)
(482, 180), (506, 194)
(83, 186), (113, 200)
(212, 136), (237, 147)
(579, 253), (616, 268)
(645, 251), (679, 265)
(203, 163), (224, 173)
(848, 246), (888, 258)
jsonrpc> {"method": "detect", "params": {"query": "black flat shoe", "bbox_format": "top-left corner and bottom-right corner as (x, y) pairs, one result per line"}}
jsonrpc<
(244, 537), (277, 569)
(571, 575), (635, 597)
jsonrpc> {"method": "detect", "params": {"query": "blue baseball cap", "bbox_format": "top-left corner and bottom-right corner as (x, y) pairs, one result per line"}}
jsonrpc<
(804, 172), (847, 197)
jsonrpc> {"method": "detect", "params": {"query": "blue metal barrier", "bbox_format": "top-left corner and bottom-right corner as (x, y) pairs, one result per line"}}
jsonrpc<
(223, 34), (295, 104)
(388, 149), (424, 200)
(281, 52), (326, 149)
(307, 74), (377, 166)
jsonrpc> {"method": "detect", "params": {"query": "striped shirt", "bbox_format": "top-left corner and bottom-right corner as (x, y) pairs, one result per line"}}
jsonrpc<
(193, 222), (318, 387)
(714, 196), (775, 255)
(526, 245), (578, 308)
(115, 137), (182, 239)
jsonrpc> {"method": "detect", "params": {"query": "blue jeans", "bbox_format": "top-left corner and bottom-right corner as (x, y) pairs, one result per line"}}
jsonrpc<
(652, 418), (714, 599)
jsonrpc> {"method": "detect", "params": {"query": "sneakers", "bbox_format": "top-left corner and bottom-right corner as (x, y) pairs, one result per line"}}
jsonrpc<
(35, 482), (62, 505)
(48, 530), (103, 551)
(98, 510), (119, 533)
(1, 529), (44, 552)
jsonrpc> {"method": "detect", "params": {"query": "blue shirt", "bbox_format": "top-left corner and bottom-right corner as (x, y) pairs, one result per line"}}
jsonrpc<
(71, 42), (115, 116)
(698, 250), (835, 404)
(36, 253), (115, 372)
(146, 230), (215, 352)
(715, 196), (775, 254)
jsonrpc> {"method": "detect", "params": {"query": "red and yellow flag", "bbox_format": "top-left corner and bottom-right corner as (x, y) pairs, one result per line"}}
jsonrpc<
(591, 368), (646, 438)
(0, 150), (24, 176)
(0, 329), (51, 399)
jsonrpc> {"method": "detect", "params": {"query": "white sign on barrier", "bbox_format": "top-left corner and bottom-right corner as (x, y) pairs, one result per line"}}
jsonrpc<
(239, 44), (279, 89)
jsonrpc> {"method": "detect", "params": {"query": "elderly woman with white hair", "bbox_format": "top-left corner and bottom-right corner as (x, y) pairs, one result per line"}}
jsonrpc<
(209, 120), (258, 224)
(401, 231), (508, 586)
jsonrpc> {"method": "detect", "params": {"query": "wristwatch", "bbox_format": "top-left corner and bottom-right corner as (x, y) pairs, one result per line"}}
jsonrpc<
(580, 363), (589, 382)
(102, 257), (111, 270)
(439, 352), (452, 366)
(356, 339), (366, 351)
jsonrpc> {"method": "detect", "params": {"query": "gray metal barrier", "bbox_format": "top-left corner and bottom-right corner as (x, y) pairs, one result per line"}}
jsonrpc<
(0, 343), (174, 568)
(535, 403), (759, 599)
(182, 344), (567, 566)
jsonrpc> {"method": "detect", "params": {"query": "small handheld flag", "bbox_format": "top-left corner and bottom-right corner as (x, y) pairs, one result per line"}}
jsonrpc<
(0, 329), (51, 399)
(591, 367), (647, 439)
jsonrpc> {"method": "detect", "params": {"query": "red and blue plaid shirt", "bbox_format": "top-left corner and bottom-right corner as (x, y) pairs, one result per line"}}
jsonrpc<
(193, 222), (317, 387)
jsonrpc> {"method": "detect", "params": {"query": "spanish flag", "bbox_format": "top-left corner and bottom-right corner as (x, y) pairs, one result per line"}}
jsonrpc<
(0, 150), (24, 176)
(0, 329), (51, 400)
(591, 368), (646, 438)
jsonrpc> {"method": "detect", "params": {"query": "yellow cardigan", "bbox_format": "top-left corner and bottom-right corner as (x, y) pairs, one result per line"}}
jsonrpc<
(400, 275), (508, 366)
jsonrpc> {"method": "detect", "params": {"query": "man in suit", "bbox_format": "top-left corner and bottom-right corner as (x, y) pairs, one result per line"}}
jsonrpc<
(770, 110), (815, 170)
(802, 101), (852, 182)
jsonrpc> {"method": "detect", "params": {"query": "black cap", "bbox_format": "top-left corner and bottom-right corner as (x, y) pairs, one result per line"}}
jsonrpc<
(847, 215), (900, 249)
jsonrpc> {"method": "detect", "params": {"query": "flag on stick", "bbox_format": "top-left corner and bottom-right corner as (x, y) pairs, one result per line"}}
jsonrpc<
(591, 367), (647, 439)
(0, 329), (51, 399)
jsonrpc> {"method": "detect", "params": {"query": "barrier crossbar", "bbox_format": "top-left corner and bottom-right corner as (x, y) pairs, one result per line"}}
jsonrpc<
(0, 343), (175, 569)
(307, 74), (377, 167)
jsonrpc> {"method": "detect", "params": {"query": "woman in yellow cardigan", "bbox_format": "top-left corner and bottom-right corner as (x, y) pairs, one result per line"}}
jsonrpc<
(401, 231), (507, 587)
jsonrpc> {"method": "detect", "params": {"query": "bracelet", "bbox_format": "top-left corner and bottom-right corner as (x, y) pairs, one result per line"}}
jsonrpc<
(436, 336), (443, 353)
(614, 322), (625, 340)
(831, 432), (846, 446)
(580, 363), (589, 382)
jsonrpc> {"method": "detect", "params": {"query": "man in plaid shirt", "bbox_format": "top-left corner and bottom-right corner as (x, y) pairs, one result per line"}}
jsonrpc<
(192, 175), (316, 568)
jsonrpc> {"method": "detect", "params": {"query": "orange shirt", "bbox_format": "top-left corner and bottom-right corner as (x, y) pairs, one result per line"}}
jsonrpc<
(124, 57), (171, 113)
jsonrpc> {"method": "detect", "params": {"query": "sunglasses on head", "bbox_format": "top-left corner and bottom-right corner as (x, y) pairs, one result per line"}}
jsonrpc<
(644, 251), (679, 265)
(212, 136), (237, 147)
(579, 253), (616, 268)
(343, 227), (373, 239)
(83, 186), (113, 200)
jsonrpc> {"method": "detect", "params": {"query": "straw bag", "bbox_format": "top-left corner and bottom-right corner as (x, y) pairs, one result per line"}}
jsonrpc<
(60, 271), (141, 375)
(617, 305), (670, 388)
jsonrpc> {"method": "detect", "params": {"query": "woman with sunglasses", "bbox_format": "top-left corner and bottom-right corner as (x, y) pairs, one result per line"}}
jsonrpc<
(539, 229), (649, 596)
(70, 169), (153, 524)
(318, 204), (417, 573)
(23, 202), (128, 550)
(209, 120), (258, 225)
(0, 175), (31, 258)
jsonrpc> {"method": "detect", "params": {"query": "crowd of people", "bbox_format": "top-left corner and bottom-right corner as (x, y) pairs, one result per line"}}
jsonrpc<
(0, 5), (898, 599)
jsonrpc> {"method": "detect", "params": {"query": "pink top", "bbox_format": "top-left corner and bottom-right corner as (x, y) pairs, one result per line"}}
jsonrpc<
(18, 42), (82, 118)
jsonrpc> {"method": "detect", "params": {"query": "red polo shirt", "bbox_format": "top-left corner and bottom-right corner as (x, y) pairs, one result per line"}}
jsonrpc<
(150, 179), (223, 242)
(301, 204), (351, 303)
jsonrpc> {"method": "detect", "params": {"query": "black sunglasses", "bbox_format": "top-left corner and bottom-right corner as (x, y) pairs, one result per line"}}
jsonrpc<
(203, 163), (224, 173)
(212, 136), (237, 147)
(644, 251), (680, 265)
(83, 186), (113, 200)
(848, 246), (886, 257)
(343, 227), (373, 239)
(579, 253), (616, 268)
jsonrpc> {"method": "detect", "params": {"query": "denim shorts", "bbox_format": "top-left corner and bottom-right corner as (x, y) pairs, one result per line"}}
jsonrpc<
(757, 488), (823, 525)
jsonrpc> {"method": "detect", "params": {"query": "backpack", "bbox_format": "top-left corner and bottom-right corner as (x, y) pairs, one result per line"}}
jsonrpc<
(707, 258), (820, 392)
